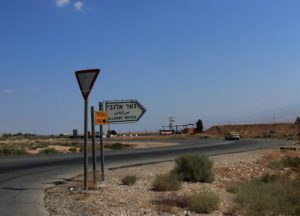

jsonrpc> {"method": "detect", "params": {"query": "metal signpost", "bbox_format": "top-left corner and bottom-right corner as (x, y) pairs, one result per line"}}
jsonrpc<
(94, 105), (107, 181)
(96, 100), (146, 181)
(75, 69), (100, 191)
(99, 102), (105, 181)
(90, 106), (97, 186)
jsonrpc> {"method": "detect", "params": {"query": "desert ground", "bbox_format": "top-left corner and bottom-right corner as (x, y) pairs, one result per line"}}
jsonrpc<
(45, 143), (300, 216)
(1, 122), (300, 215)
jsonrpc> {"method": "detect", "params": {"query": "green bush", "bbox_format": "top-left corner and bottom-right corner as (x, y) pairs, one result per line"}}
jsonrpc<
(280, 156), (300, 170)
(60, 142), (81, 147)
(29, 142), (49, 150)
(152, 172), (181, 191)
(106, 143), (131, 150)
(226, 183), (241, 194)
(256, 173), (278, 184)
(39, 148), (60, 154)
(69, 147), (77, 153)
(121, 175), (137, 186)
(1, 133), (13, 138)
(111, 143), (125, 150)
(272, 156), (300, 171)
(156, 191), (219, 214)
(0, 145), (28, 155)
(71, 142), (80, 147)
(233, 176), (300, 216)
(187, 191), (220, 214)
(173, 154), (214, 183)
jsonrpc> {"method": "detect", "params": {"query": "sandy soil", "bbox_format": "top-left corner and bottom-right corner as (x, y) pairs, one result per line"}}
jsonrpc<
(27, 145), (76, 154)
(44, 144), (299, 216)
(0, 137), (178, 155)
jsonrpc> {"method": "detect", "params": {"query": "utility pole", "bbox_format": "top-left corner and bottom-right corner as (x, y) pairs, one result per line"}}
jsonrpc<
(169, 117), (175, 130)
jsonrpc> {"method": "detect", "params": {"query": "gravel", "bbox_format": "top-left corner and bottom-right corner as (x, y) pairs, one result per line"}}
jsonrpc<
(45, 148), (279, 216)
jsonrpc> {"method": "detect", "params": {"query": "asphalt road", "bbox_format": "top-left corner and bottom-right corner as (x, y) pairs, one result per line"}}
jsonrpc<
(0, 138), (289, 216)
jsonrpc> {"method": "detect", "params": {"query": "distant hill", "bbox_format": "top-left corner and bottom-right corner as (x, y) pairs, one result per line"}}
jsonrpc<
(236, 104), (300, 124)
(204, 104), (300, 128)
(205, 123), (298, 138)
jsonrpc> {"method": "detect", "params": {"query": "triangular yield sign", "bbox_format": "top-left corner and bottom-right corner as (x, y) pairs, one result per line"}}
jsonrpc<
(75, 69), (100, 99)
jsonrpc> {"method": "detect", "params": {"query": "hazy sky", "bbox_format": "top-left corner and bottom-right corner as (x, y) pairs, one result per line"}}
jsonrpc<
(0, 0), (299, 134)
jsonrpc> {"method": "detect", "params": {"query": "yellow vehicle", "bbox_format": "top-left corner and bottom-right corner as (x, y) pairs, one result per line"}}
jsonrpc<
(224, 131), (240, 140)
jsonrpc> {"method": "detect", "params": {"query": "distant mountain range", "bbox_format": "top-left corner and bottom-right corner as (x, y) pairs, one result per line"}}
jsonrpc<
(204, 104), (300, 128)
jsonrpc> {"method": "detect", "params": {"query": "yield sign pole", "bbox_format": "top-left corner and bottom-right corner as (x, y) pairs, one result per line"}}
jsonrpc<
(75, 69), (100, 191)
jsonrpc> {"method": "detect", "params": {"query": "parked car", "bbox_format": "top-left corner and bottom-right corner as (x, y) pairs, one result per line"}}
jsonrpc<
(224, 131), (240, 140)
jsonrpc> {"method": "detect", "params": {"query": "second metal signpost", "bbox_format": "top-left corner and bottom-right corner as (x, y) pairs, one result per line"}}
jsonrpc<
(93, 100), (146, 182)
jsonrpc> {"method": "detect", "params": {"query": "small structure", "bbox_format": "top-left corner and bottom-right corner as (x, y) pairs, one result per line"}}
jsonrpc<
(174, 124), (195, 134)
(72, 129), (78, 138)
(160, 117), (176, 135)
(160, 117), (195, 135)
(159, 129), (175, 135)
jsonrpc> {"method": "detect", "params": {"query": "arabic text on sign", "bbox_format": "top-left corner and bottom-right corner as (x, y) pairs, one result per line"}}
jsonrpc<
(114, 111), (130, 115)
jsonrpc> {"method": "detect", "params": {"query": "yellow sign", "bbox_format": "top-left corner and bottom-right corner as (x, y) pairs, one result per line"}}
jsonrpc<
(95, 111), (108, 125)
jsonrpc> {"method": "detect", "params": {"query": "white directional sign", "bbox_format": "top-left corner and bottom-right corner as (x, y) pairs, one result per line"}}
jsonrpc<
(105, 100), (146, 123)
(75, 69), (100, 99)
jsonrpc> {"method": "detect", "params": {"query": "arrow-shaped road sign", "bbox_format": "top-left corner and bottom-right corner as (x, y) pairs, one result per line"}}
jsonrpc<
(105, 100), (146, 123)
(75, 69), (100, 99)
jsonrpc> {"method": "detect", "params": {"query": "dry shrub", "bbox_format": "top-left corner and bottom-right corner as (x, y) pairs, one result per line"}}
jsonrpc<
(39, 147), (60, 154)
(121, 175), (137, 186)
(155, 192), (189, 214)
(106, 143), (131, 150)
(157, 203), (178, 215)
(173, 154), (214, 183)
(155, 191), (220, 214)
(272, 156), (300, 172)
(226, 181), (243, 194)
(188, 190), (220, 214)
(151, 172), (181, 191)
(69, 147), (78, 153)
(233, 175), (300, 216)
(0, 145), (28, 155)
(156, 192), (190, 208)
